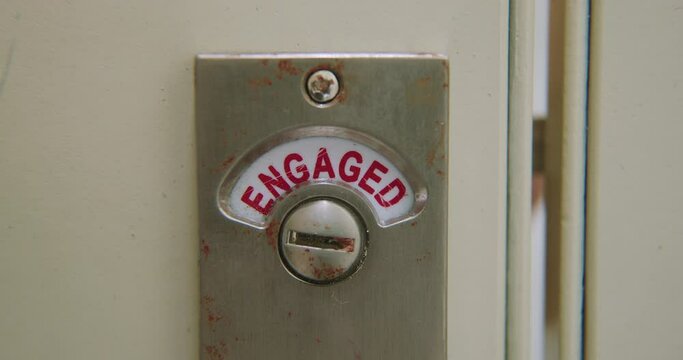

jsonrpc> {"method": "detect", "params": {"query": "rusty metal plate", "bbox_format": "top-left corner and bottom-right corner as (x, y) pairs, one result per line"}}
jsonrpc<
(195, 54), (448, 360)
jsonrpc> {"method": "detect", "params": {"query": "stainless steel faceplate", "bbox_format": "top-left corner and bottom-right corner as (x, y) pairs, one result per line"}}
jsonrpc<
(196, 54), (448, 360)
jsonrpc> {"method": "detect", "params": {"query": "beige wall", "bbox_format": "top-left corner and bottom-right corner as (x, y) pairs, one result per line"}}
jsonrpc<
(586, 0), (683, 358)
(0, 1), (510, 359)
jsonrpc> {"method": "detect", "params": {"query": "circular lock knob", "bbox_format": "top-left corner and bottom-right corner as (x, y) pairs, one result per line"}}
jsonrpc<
(278, 198), (367, 285)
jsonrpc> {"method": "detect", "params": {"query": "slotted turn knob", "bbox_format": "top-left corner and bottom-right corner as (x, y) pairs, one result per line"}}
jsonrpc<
(278, 198), (367, 285)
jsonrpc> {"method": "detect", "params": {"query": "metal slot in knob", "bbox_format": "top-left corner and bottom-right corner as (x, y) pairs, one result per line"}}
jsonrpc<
(286, 231), (355, 252)
(278, 198), (367, 285)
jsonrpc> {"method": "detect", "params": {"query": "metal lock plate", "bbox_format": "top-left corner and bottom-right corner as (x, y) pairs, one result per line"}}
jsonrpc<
(196, 54), (448, 359)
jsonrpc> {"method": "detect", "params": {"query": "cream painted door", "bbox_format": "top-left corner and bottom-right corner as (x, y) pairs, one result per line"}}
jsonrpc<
(0, 1), (510, 359)
(585, 0), (683, 358)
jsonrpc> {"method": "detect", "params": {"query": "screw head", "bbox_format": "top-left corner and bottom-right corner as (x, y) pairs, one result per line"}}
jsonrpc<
(306, 70), (340, 104)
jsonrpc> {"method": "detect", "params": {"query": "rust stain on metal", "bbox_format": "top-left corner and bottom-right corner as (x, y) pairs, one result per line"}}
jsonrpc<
(204, 341), (228, 360)
(416, 76), (432, 87)
(264, 220), (280, 251)
(335, 89), (348, 103)
(260, 59), (268, 66)
(311, 262), (345, 280)
(407, 72), (439, 105)
(442, 60), (450, 88)
(323, 265), (345, 278)
(213, 154), (236, 174)
(202, 295), (227, 331)
(200, 239), (211, 260)
(334, 237), (355, 252)
(410, 221), (418, 227)
(222, 154), (236, 166)
(201, 295), (215, 307)
(310, 263), (321, 279)
(275, 60), (301, 79)
(348, 339), (361, 359)
(207, 311), (224, 325)
(248, 77), (273, 87)
(426, 149), (436, 168)
(426, 122), (446, 170)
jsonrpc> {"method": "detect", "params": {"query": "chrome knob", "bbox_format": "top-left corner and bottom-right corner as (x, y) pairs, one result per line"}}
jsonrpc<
(278, 198), (367, 285)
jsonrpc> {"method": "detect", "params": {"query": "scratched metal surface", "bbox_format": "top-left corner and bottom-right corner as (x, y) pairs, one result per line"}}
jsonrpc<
(196, 55), (448, 360)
